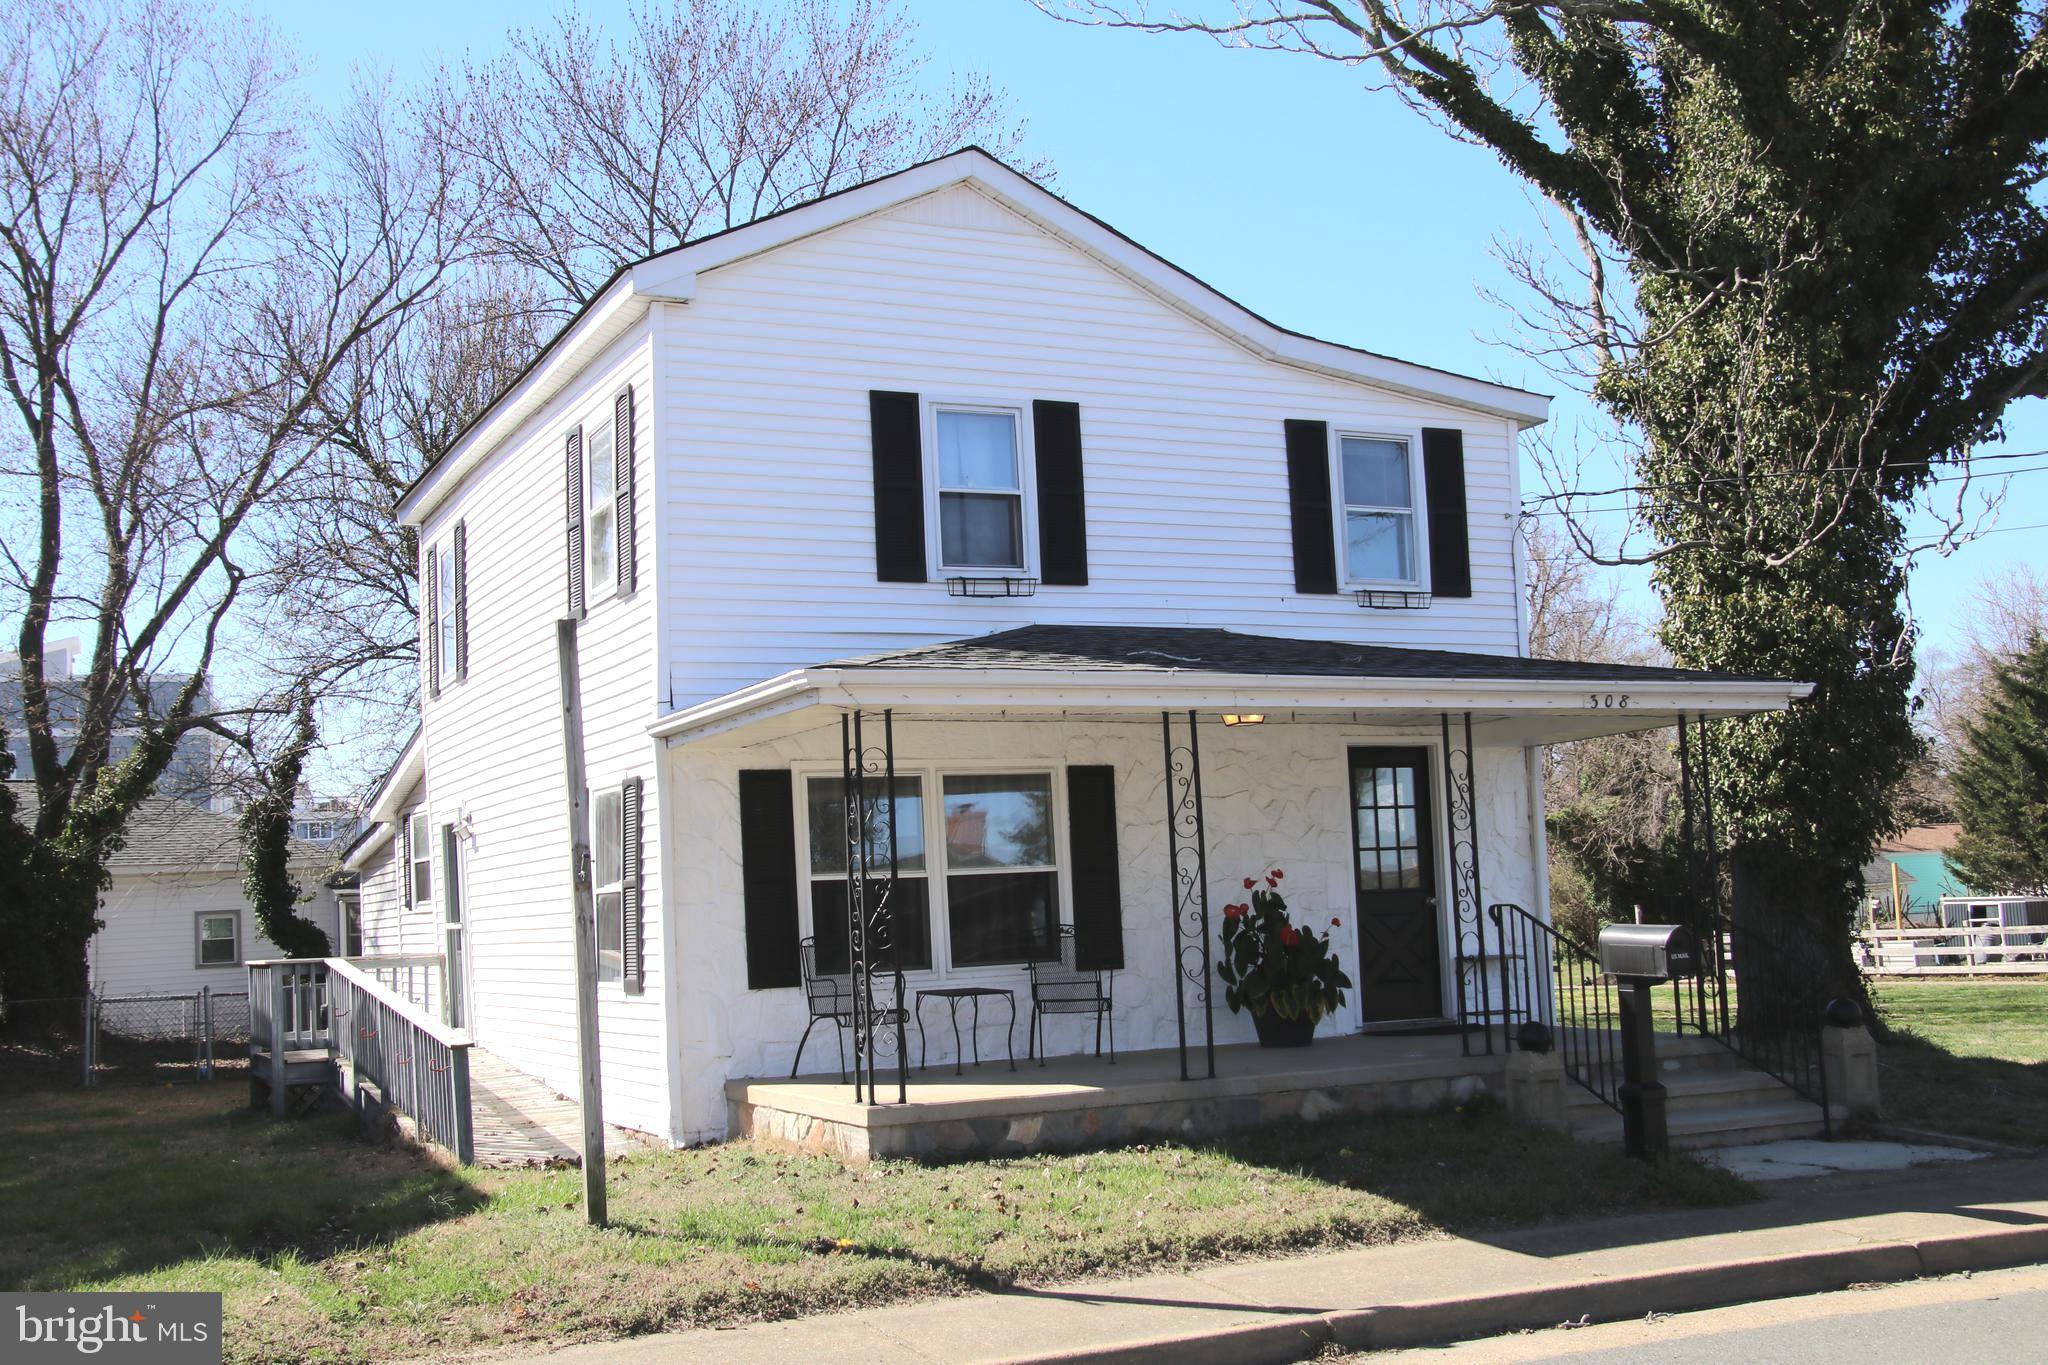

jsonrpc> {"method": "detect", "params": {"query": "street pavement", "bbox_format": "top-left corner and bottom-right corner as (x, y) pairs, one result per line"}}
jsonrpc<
(1374, 1262), (2048, 1362)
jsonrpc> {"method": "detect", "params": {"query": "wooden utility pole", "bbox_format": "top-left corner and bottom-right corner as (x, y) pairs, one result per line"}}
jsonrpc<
(557, 619), (607, 1227)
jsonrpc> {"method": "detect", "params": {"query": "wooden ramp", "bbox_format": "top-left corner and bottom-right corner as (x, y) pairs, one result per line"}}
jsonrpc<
(467, 1049), (645, 1168)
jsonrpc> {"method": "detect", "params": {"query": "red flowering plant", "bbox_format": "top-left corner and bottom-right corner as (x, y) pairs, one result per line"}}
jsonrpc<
(1216, 868), (1352, 1024)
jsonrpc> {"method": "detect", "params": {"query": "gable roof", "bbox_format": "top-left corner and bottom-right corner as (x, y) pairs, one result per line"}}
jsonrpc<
(399, 147), (1552, 527)
(1878, 824), (1961, 855)
(6, 781), (325, 872)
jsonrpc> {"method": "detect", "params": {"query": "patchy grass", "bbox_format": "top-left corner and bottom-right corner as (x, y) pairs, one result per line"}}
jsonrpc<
(0, 1084), (1750, 1363)
(1875, 979), (2048, 1149)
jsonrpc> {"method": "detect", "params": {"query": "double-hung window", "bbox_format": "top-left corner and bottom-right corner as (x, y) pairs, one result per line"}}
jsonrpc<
(409, 810), (432, 906)
(196, 912), (239, 967)
(941, 773), (1059, 967)
(435, 545), (457, 675)
(592, 788), (623, 983)
(934, 406), (1025, 572)
(586, 419), (617, 596)
(805, 776), (932, 974)
(1337, 434), (1419, 585)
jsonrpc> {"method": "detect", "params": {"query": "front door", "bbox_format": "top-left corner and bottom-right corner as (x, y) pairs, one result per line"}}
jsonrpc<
(1348, 747), (1444, 1023)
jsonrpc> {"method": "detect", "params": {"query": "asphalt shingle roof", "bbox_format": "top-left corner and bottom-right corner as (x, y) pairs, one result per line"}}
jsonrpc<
(5, 781), (324, 870)
(821, 625), (1783, 686)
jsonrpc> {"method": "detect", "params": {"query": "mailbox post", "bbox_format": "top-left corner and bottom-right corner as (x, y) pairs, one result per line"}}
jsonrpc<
(1597, 924), (1698, 1160)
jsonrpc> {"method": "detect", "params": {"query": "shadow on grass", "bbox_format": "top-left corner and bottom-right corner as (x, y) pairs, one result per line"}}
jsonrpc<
(1879, 1032), (2048, 1151)
(0, 1082), (487, 1291)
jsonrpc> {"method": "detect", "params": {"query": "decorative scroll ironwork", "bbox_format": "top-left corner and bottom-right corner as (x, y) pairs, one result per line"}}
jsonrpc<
(842, 709), (908, 1105)
(1442, 711), (1490, 1056)
(1160, 710), (1216, 1081)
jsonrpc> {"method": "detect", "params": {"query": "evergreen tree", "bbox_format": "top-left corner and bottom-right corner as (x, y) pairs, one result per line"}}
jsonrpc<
(1949, 636), (2048, 896)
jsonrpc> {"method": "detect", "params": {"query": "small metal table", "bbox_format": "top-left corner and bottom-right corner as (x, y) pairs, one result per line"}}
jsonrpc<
(914, 986), (1017, 1075)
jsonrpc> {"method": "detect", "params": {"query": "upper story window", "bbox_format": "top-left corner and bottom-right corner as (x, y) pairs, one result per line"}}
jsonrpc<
(435, 544), (457, 672)
(1338, 434), (1419, 586)
(586, 419), (617, 597)
(934, 406), (1026, 572)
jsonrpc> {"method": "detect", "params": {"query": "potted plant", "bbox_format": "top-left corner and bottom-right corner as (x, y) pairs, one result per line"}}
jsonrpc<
(1218, 868), (1352, 1047)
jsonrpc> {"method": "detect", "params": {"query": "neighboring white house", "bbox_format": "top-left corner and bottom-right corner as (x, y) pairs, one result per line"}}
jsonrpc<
(341, 149), (1806, 1145)
(7, 781), (342, 998)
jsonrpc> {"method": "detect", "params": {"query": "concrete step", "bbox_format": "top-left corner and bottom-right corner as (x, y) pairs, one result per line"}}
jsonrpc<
(1563, 1066), (1793, 1112)
(1570, 1097), (1829, 1149)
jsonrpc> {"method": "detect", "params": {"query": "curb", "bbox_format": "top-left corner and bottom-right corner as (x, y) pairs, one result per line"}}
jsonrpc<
(1004, 1224), (2048, 1364)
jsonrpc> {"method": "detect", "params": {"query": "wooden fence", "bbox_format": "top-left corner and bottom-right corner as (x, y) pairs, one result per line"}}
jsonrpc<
(1855, 925), (2048, 975)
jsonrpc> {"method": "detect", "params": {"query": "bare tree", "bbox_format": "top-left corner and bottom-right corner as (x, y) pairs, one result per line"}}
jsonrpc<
(0, 0), (480, 998)
(439, 0), (1034, 319)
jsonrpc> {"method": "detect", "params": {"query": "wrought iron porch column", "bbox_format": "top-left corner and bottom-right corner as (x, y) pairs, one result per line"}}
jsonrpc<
(1161, 710), (1216, 1081)
(1442, 711), (1489, 1055)
(842, 709), (907, 1105)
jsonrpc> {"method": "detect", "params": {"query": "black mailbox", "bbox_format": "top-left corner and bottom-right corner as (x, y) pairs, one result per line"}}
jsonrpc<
(1597, 923), (1697, 981)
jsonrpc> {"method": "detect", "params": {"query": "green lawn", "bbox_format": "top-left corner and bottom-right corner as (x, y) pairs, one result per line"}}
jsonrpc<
(0, 1084), (1749, 1363)
(1875, 979), (2048, 1148)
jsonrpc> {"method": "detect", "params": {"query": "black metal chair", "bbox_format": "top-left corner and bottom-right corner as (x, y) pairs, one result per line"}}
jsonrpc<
(792, 936), (908, 1081)
(1027, 925), (1114, 1065)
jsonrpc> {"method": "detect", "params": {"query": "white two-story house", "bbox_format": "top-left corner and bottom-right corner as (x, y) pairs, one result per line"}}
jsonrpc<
(341, 149), (1804, 1149)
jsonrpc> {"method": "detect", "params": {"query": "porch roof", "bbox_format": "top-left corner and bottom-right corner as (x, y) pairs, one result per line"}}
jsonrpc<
(650, 624), (1810, 747)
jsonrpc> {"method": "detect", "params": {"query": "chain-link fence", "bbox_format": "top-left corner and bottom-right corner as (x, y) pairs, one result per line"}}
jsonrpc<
(0, 989), (250, 1091)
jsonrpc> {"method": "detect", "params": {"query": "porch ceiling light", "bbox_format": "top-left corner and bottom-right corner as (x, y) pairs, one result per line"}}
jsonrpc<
(1221, 713), (1266, 726)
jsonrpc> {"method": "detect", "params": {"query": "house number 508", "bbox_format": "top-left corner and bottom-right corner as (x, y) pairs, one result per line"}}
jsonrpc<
(1585, 693), (1630, 709)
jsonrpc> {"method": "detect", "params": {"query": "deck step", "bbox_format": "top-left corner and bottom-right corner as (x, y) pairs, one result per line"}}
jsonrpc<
(1570, 1098), (1829, 1149)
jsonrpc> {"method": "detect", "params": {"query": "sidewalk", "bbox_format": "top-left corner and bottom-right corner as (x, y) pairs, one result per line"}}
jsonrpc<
(520, 1155), (2048, 1365)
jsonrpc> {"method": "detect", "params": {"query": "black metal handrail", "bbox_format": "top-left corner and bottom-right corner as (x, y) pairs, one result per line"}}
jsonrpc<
(1487, 902), (1622, 1113)
(1665, 895), (1832, 1135)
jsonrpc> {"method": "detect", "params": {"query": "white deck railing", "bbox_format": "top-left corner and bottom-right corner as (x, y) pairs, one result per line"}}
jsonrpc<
(1855, 925), (2048, 975)
(248, 957), (474, 1163)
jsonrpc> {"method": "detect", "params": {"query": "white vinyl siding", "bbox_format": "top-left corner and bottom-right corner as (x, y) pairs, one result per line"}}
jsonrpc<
(87, 872), (340, 997)
(660, 184), (1523, 707)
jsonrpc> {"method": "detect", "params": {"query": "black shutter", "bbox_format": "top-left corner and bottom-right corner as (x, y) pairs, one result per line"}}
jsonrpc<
(739, 770), (801, 989)
(453, 520), (469, 682)
(426, 547), (441, 698)
(1422, 427), (1472, 598)
(400, 815), (413, 909)
(565, 426), (585, 617)
(1284, 419), (1338, 594)
(621, 775), (644, 995)
(615, 386), (637, 595)
(869, 390), (926, 582)
(1033, 399), (1088, 586)
(1066, 765), (1125, 971)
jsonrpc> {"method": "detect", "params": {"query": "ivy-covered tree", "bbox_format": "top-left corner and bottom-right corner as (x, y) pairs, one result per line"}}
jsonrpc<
(1045, 0), (2048, 1025)
(237, 701), (332, 961)
(1949, 636), (2048, 895)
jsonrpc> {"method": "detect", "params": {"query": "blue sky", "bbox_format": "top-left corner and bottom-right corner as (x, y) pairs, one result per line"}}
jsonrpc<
(259, 0), (2045, 666)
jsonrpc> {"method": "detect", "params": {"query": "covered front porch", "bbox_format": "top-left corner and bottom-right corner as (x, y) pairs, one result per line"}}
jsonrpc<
(658, 625), (1807, 1147)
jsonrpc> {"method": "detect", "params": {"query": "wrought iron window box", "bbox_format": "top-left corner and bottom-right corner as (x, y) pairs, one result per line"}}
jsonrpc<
(1354, 588), (1431, 610)
(947, 575), (1039, 598)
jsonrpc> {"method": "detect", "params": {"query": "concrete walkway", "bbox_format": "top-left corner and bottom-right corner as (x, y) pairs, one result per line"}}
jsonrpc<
(517, 1155), (2048, 1365)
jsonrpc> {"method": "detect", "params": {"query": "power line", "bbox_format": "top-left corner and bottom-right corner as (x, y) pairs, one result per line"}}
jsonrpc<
(1523, 447), (2048, 510)
(1524, 460), (2048, 518)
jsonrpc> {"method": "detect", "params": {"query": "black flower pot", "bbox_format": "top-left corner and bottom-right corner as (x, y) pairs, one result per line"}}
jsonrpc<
(1251, 1010), (1317, 1048)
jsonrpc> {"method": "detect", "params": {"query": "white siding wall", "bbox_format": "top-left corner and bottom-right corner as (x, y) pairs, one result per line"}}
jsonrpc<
(660, 185), (1526, 707)
(91, 869), (341, 997)
(413, 324), (672, 1137)
(667, 717), (1540, 1143)
(353, 774), (444, 960)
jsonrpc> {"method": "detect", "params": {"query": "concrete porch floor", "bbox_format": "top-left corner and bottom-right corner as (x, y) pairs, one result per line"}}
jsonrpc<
(728, 1030), (1508, 1161)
